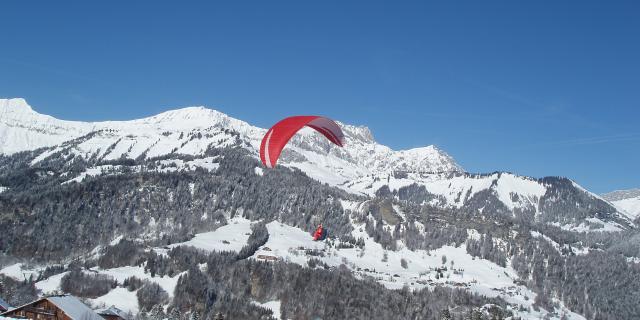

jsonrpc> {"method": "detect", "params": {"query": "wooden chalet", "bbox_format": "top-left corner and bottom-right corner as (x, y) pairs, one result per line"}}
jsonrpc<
(1, 295), (102, 320)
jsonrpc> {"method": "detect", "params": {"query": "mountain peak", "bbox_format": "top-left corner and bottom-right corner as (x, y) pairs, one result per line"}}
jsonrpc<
(340, 123), (375, 143)
(0, 98), (34, 112)
(143, 105), (225, 123)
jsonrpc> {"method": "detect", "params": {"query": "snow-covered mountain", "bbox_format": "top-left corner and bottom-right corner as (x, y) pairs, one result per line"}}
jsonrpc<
(0, 98), (461, 184)
(603, 189), (640, 221)
(3, 98), (640, 320)
(0, 98), (633, 230)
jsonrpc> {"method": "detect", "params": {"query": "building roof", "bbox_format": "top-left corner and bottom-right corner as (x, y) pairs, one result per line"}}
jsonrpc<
(98, 305), (129, 319)
(0, 297), (10, 311)
(1, 295), (102, 320)
(46, 295), (103, 320)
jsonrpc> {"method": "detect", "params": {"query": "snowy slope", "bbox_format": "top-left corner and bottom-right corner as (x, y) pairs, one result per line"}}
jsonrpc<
(35, 271), (69, 294)
(610, 197), (640, 220)
(161, 218), (583, 320)
(90, 287), (139, 315)
(348, 171), (545, 209)
(0, 263), (51, 282)
(167, 216), (253, 252)
(603, 189), (640, 220)
(0, 98), (95, 154)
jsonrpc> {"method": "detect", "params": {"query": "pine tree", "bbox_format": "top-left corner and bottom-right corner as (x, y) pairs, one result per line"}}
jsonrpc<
(168, 308), (182, 320)
(440, 308), (452, 320)
(148, 305), (165, 320)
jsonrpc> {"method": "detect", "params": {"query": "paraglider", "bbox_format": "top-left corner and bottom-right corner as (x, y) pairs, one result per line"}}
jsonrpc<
(260, 116), (345, 168)
(260, 116), (343, 241)
(312, 224), (326, 241)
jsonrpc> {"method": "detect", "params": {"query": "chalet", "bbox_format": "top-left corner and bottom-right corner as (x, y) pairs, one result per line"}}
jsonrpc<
(1, 295), (102, 320)
(97, 306), (129, 320)
(0, 297), (11, 313)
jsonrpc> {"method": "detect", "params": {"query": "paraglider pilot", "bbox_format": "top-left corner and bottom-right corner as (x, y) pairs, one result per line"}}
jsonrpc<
(313, 224), (325, 241)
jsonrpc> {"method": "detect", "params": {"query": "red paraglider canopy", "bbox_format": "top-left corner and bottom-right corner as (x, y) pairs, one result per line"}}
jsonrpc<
(313, 224), (324, 241)
(260, 116), (345, 168)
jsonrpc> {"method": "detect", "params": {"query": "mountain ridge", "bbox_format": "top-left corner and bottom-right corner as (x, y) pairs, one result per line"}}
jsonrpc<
(0, 97), (463, 181)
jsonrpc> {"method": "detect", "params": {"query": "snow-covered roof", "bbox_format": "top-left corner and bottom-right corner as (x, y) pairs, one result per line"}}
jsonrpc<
(46, 295), (103, 320)
(0, 297), (10, 311)
(2, 295), (102, 320)
(98, 305), (129, 319)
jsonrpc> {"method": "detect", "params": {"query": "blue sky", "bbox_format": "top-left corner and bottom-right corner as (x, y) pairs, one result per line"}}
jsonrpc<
(1, 1), (638, 193)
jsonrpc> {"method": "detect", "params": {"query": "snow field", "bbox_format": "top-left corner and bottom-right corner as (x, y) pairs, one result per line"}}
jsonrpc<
(35, 271), (69, 294)
(0, 263), (42, 281)
(168, 216), (253, 252)
(89, 287), (140, 315)
(611, 196), (640, 220)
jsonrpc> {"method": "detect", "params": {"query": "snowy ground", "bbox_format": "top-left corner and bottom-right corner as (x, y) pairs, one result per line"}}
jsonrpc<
(0, 263), (42, 281)
(611, 196), (640, 220)
(167, 216), (253, 252)
(35, 271), (69, 294)
(89, 287), (139, 315)
(0, 263), (70, 295)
